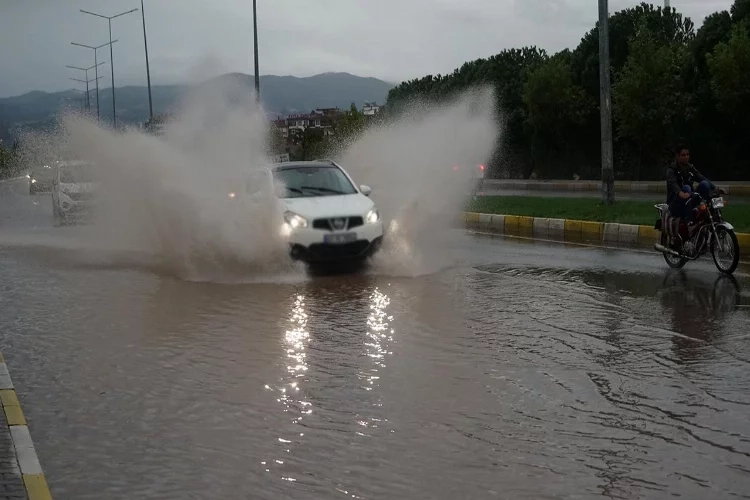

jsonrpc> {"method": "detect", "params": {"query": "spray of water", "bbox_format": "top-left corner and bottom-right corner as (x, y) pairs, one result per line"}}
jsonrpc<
(61, 78), (295, 282)
(338, 86), (500, 276)
(8, 80), (499, 282)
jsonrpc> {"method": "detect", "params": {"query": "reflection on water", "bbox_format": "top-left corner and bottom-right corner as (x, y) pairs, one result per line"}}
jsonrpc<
(4, 219), (750, 499)
(363, 289), (393, 389)
(262, 294), (311, 483)
(659, 272), (742, 364)
(356, 288), (393, 435)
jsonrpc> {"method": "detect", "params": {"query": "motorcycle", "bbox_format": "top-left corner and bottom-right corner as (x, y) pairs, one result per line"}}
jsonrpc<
(653, 189), (740, 275)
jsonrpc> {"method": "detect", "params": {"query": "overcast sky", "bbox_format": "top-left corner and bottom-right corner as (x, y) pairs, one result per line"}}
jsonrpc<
(0, 0), (734, 98)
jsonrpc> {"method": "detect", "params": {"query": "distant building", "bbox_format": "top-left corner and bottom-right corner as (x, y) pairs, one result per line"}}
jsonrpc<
(270, 107), (344, 146)
(362, 101), (380, 116)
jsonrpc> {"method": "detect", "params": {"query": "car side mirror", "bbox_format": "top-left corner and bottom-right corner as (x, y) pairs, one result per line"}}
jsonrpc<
(360, 185), (372, 197)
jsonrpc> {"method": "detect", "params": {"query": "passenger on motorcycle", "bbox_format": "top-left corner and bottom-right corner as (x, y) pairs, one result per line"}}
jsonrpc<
(665, 145), (716, 222)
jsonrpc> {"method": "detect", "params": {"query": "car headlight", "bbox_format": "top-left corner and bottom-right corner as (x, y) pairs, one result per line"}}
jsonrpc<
(366, 208), (380, 224)
(284, 211), (308, 229)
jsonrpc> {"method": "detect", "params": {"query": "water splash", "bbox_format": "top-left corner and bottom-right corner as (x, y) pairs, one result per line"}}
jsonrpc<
(8, 82), (499, 281)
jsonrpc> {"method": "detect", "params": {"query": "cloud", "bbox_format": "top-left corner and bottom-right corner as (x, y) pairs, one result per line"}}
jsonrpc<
(0, 0), (735, 98)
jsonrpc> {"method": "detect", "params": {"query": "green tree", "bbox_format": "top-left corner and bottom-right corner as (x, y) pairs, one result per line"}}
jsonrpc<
(706, 23), (750, 116)
(267, 126), (287, 156)
(522, 51), (594, 178)
(384, 1), (750, 181)
(387, 47), (547, 177)
(612, 22), (693, 178)
(705, 23), (750, 178)
(731, 0), (750, 24)
(300, 127), (327, 161)
(335, 103), (366, 141)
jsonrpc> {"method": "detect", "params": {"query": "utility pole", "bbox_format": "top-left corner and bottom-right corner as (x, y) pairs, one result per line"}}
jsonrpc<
(81, 8), (138, 129)
(140, 0), (154, 122)
(598, 0), (615, 205)
(72, 41), (118, 121)
(67, 63), (104, 110)
(253, 0), (260, 104)
(70, 76), (102, 113)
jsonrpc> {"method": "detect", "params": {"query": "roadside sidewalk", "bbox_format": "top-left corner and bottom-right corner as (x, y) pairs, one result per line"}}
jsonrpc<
(0, 353), (52, 500)
(463, 211), (750, 260)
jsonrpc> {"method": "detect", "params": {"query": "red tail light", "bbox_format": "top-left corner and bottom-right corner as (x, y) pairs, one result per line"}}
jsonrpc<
(479, 164), (485, 171)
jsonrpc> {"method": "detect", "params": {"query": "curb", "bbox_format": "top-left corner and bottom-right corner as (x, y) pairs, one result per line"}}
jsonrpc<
(0, 353), (52, 500)
(462, 212), (750, 256)
(482, 180), (750, 197)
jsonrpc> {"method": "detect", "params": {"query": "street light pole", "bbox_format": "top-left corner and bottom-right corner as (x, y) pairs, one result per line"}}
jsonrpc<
(140, 0), (154, 122)
(67, 62), (106, 117)
(72, 41), (118, 121)
(70, 79), (90, 111)
(80, 8), (138, 129)
(70, 76), (102, 113)
(253, 0), (260, 103)
(598, 0), (615, 205)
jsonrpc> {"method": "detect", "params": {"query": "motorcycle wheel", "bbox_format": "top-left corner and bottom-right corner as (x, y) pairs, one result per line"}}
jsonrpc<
(711, 227), (740, 275)
(661, 233), (687, 269)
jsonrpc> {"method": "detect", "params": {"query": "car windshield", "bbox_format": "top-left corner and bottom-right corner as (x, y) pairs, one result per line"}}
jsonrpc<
(273, 165), (357, 198)
(60, 165), (96, 183)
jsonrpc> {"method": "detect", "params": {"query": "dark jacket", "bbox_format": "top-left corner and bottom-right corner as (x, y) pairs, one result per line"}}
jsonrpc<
(665, 162), (712, 204)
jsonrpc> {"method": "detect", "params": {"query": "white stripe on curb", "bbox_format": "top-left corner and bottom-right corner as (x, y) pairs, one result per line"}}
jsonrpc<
(10, 426), (43, 475)
(0, 362), (14, 389)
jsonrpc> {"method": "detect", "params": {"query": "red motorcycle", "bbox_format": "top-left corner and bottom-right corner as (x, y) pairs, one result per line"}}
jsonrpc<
(654, 190), (740, 275)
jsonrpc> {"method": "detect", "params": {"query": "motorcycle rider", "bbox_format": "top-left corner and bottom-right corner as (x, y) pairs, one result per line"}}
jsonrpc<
(666, 144), (716, 221)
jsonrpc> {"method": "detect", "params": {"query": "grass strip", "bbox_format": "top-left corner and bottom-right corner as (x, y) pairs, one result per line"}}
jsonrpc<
(466, 195), (750, 233)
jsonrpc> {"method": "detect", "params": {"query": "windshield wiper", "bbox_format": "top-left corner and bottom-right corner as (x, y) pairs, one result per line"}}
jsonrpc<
(300, 186), (347, 194)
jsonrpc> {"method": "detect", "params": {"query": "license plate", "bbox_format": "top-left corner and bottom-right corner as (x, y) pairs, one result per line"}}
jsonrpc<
(712, 197), (725, 209)
(323, 232), (356, 244)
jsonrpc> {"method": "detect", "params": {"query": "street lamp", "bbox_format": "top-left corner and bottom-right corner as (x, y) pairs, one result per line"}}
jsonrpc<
(140, 0), (154, 122)
(253, 0), (260, 103)
(80, 8), (138, 129)
(71, 40), (118, 121)
(66, 62), (106, 116)
(70, 78), (90, 111)
(71, 89), (87, 113)
(598, 0), (614, 204)
(70, 76), (102, 113)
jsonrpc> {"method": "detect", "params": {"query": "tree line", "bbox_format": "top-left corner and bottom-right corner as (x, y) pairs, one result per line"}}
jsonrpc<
(386, 1), (750, 181)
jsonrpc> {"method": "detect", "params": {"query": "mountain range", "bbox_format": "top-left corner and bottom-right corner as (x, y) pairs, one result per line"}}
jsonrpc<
(0, 72), (395, 141)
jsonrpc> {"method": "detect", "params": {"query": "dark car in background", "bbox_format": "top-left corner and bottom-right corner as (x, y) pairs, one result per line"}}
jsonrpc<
(28, 164), (55, 194)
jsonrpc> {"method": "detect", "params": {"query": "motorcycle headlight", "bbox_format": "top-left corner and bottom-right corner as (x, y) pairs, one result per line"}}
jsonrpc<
(366, 208), (380, 224)
(284, 211), (308, 229)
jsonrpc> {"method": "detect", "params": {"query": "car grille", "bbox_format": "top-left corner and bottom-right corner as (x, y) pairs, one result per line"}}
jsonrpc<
(307, 241), (371, 258)
(312, 216), (364, 231)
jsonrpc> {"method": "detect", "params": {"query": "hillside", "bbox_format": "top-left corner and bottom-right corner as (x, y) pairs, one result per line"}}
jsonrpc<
(0, 72), (394, 141)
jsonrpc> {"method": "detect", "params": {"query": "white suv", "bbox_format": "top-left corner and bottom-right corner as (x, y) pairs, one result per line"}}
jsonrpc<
(244, 160), (384, 263)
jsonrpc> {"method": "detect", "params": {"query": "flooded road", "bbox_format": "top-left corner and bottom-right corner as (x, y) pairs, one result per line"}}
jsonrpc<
(2, 179), (750, 499)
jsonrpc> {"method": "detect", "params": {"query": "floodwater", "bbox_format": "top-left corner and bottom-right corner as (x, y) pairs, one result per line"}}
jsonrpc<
(2, 179), (750, 499)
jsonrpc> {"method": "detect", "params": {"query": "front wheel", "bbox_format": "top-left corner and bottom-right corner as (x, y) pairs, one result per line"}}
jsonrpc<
(712, 227), (740, 275)
(661, 232), (687, 269)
